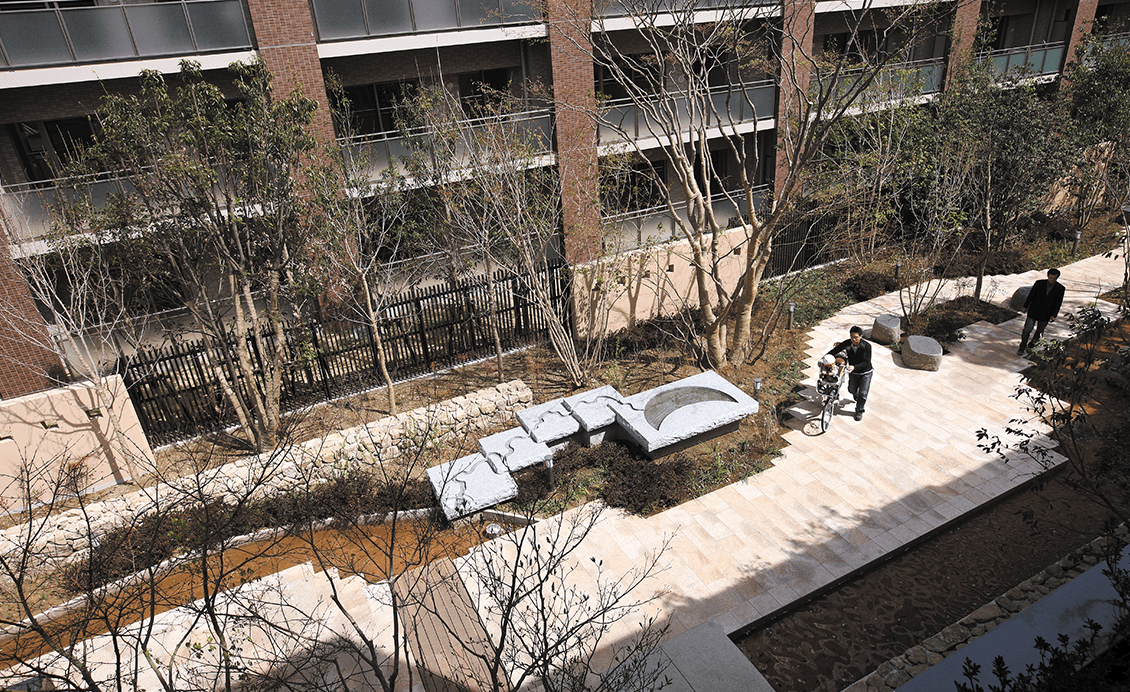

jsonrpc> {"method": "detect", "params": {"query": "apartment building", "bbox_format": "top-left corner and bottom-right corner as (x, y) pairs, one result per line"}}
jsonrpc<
(1, 0), (1129, 402)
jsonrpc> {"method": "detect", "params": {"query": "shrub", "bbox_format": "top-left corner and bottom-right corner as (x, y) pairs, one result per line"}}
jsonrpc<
(842, 269), (898, 301)
(938, 249), (1027, 279)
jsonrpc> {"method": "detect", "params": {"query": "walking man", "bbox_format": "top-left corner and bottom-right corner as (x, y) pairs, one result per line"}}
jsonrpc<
(828, 326), (873, 421)
(1018, 268), (1065, 355)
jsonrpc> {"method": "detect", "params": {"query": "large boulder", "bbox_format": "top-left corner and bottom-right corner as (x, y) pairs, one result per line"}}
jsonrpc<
(903, 335), (943, 371)
(1010, 286), (1031, 312)
(871, 314), (902, 345)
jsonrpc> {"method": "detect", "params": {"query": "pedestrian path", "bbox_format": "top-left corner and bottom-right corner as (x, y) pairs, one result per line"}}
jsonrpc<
(458, 252), (1126, 691)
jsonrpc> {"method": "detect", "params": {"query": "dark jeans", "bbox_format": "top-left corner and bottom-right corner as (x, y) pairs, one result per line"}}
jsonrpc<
(847, 369), (873, 412)
(1020, 316), (1049, 350)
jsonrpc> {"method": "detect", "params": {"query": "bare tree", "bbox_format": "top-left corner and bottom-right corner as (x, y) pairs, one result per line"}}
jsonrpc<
(406, 84), (600, 387)
(550, 0), (956, 366)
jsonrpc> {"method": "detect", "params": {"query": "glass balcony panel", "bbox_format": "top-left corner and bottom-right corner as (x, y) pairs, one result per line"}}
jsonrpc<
(126, 4), (193, 56)
(413, 0), (459, 31)
(312, 0), (368, 40)
(461, 0), (500, 26)
(364, 0), (413, 35)
(186, 0), (251, 50)
(747, 84), (774, 118)
(65, 6), (136, 62)
(1041, 46), (1064, 74)
(0, 11), (71, 66)
(500, 0), (537, 22)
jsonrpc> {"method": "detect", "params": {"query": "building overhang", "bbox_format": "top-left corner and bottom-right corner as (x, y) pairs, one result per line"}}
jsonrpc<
(0, 50), (259, 90)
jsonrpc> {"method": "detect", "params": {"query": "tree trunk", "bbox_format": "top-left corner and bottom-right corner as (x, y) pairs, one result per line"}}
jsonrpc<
(362, 274), (398, 414)
(485, 255), (505, 384)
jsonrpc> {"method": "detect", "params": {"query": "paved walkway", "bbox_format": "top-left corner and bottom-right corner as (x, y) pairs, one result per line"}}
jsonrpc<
(457, 253), (1126, 691)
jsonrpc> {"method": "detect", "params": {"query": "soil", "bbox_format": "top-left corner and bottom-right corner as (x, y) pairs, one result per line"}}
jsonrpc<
(735, 318), (1130, 692)
(0, 519), (489, 665)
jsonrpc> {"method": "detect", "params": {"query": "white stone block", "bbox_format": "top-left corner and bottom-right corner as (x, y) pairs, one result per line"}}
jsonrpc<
(427, 453), (519, 521)
(516, 399), (580, 444)
(610, 370), (758, 457)
(478, 427), (553, 472)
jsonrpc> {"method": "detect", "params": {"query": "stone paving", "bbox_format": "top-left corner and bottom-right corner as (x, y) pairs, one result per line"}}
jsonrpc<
(460, 253), (1127, 691)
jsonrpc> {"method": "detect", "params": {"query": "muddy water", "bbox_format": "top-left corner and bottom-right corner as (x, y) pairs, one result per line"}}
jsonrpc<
(735, 472), (1113, 692)
(2, 520), (487, 666)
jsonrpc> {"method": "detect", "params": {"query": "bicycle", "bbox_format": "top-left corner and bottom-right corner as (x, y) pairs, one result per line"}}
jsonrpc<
(816, 355), (848, 433)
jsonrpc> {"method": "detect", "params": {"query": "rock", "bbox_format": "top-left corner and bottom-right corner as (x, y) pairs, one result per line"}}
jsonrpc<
(1010, 286), (1031, 312)
(927, 652), (943, 665)
(871, 314), (902, 345)
(903, 335), (943, 371)
(883, 669), (911, 688)
(969, 602), (1002, 623)
(1083, 554), (1100, 565)
(905, 645), (928, 665)
(908, 664), (929, 677)
(971, 624), (986, 637)
(1006, 586), (1027, 601)
(996, 596), (1020, 613)
(923, 624), (971, 653)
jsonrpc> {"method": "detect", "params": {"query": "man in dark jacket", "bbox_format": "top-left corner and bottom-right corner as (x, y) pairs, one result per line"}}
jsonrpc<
(827, 325), (872, 421)
(1018, 268), (1065, 355)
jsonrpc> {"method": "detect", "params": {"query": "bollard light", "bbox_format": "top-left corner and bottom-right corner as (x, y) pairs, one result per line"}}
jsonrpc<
(546, 456), (555, 489)
(1072, 229), (1082, 257)
(753, 378), (762, 398)
(788, 302), (796, 330)
(895, 258), (902, 282)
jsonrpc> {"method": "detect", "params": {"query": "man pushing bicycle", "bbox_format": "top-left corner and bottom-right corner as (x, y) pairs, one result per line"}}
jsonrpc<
(826, 326), (873, 421)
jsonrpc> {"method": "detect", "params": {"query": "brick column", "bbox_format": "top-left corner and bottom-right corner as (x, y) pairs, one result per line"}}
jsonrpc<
(946, 0), (983, 87)
(1065, 0), (1100, 74)
(547, 0), (601, 265)
(244, 0), (336, 143)
(774, 0), (815, 194)
(0, 240), (64, 399)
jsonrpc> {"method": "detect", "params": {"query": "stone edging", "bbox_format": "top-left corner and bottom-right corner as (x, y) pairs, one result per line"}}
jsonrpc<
(0, 380), (533, 568)
(844, 524), (1130, 692)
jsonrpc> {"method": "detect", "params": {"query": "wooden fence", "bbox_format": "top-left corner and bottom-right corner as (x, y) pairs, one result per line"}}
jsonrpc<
(122, 266), (569, 446)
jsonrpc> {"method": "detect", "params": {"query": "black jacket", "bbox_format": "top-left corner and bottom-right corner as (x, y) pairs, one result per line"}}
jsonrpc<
(828, 338), (873, 374)
(1023, 279), (1065, 322)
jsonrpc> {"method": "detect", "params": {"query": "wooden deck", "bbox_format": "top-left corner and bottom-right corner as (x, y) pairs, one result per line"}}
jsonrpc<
(393, 558), (512, 692)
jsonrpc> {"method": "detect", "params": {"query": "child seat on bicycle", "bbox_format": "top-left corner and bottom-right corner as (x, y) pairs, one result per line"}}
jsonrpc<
(817, 354), (845, 395)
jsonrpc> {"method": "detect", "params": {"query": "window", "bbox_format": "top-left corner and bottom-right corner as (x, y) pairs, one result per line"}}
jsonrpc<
(336, 80), (418, 137)
(595, 53), (663, 101)
(602, 159), (666, 215)
(458, 68), (512, 114)
(6, 116), (96, 183)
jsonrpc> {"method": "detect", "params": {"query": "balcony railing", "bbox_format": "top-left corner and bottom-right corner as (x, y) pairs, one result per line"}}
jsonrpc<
(0, 0), (251, 69)
(310, 0), (540, 42)
(342, 108), (554, 180)
(601, 185), (771, 251)
(978, 41), (1066, 78)
(597, 80), (776, 144)
(0, 176), (137, 244)
(597, 0), (775, 18)
(821, 56), (945, 108)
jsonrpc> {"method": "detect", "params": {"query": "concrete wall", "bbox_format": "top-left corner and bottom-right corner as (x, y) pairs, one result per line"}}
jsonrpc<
(0, 374), (152, 512)
(572, 227), (747, 340)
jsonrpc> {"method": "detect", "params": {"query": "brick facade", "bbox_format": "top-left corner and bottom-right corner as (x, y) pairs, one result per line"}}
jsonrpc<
(547, 0), (600, 265)
(775, 0), (815, 191)
(245, 0), (336, 143)
(0, 240), (64, 399)
(947, 0), (983, 86)
(1067, 0), (1102, 69)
